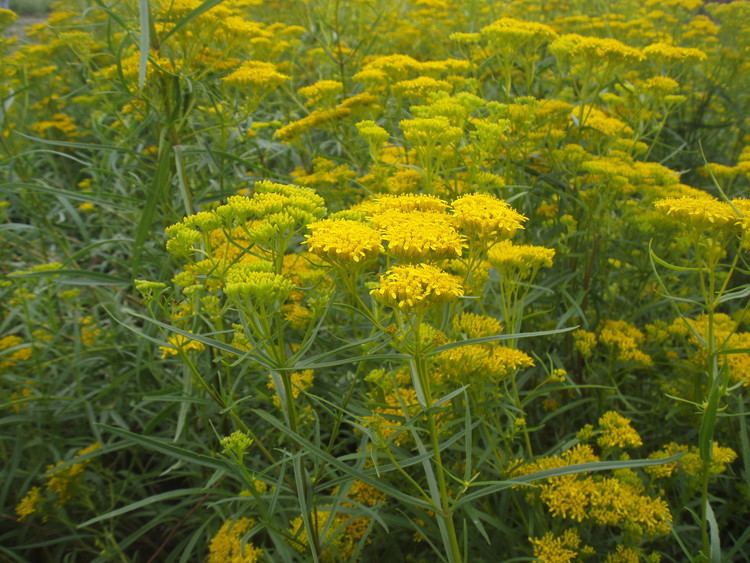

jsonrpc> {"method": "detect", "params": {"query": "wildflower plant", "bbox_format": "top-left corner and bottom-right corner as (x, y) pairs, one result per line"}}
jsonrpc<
(2, 0), (750, 561)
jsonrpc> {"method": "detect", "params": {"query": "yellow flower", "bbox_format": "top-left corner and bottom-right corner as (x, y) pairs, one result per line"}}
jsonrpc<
(305, 219), (383, 264)
(0, 8), (18, 30)
(452, 312), (502, 338)
(275, 106), (350, 141)
(451, 193), (527, 241)
(282, 303), (313, 330)
(356, 120), (389, 145)
(357, 193), (449, 215)
(393, 76), (452, 99)
(654, 196), (736, 230)
(488, 240), (555, 273)
(0, 335), (32, 368)
(577, 106), (633, 137)
(530, 529), (586, 563)
(481, 17), (558, 48)
(371, 264), (463, 311)
(598, 320), (652, 365)
(597, 411), (643, 449)
(298, 79), (343, 106)
(644, 42), (707, 64)
(208, 517), (263, 563)
(15, 487), (42, 521)
(550, 33), (644, 68)
(220, 431), (254, 458)
(346, 480), (386, 507)
(226, 269), (293, 303)
(373, 210), (465, 260)
(400, 116), (462, 147)
(223, 60), (288, 89)
(45, 442), (101, 504)
(160, 333), (206, 358)
(605, 546), (641, 563)
(437, 344), (534, 382)
(518, 443), (671, 537)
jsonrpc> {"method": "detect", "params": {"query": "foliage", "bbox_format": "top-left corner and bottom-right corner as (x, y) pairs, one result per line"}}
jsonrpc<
(2, 0), (750, 561)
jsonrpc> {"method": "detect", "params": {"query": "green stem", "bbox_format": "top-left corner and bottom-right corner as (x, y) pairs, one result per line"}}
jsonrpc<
(412, 321), (462, 563)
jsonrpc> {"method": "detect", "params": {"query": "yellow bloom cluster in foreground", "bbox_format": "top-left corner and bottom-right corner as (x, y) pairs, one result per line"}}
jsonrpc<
(305, 219), (383, 264)
(208, 518), (263, 563)
(371, 264), (463, 310)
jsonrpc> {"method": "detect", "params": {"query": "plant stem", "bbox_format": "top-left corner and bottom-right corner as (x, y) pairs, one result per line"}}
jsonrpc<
(413, 324), (462, 563)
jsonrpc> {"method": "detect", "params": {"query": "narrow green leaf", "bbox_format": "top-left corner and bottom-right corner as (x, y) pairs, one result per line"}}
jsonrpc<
(98, 424), (232, 473)
(427, 326), (578, 357)
(254, 410), (434, 510)
(132, 135), (172, 275)
(78, 487), (206, 527)
(706, 500), (721, 563)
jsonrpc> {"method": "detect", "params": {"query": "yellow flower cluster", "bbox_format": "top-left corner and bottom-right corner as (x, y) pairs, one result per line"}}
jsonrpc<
(305, 219), (383, 264)
(0, 334), (32, 369)
(550, 33), (645, 68)
(44, 442), (102, 505)
(480, 17), (558, 48)
(224, 267), (294, 304)
(488, 240), (555, 275)
(515, 444), (672, 537)
(437, 344), (534, 383)
(353, 53), (470, 84)
(275, 93), (378, 141)
(598, 320), (652, 366)
(573, 329), (597, 358)
(654, 196), (737, 230)
(373, 209), (465, 261)
(646, 441), (737, 480)
(208, 517), (263, 563)
(452, 312), (502, 338)
(222, 60), (289, 89)
(393, 76), (453, 98)
(597, 411), (643, 449)
(356, 120), (390, 148)
(298, 79), (343, 106)
(664, 312), (750, 386)
(530, 529), (591, 563)
(401, 116), (463, 147)
(15, 487), (42, 521)
(371, 264), (463, 311)
(165, 181), (326, 301)
(451, 193), (527, 241)
(363, 387), (420, 446)
(358, 193), (449, 214)
(644, 42), (707, 64)
(160, 333), (206, 358)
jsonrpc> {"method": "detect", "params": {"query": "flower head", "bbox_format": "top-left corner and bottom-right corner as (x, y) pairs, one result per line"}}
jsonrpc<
(371, 264), (463, 310)
(373, 210), (465, 260)
(225, 266), (294, 303)
(488, 240), (555, 273)
(223, 60), (288, 89)
(209, 517), (263, 563)
(597, 411), (643, 449)
(305, 219), (383, 264)
(654, 196), (736, 230)
(451, 194), (526, 241)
